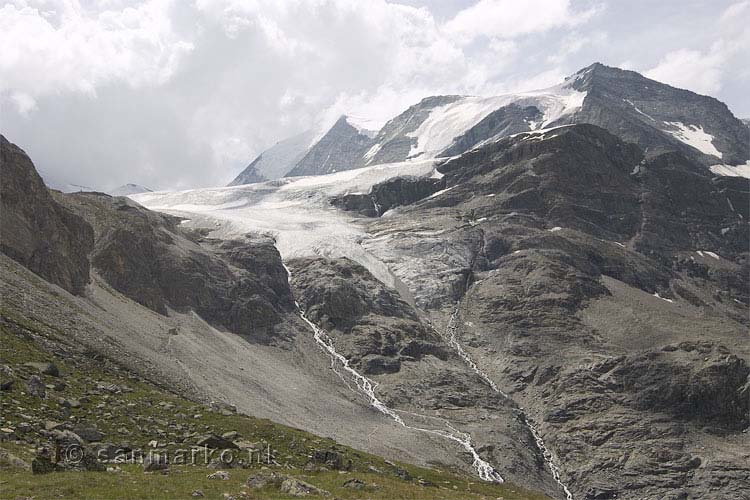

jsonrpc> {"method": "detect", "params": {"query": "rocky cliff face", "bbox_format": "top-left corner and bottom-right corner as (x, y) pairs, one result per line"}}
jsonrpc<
(286, 256), (564, 497)
(287, 117), (374, 177)
(0, 135), (93, 295)
(565, 63), (750, 165)
(360, 123), (749, 498)
(55, 192), (295, 343)
(331, 175), (445, 217)
(363, 96), (462, 165)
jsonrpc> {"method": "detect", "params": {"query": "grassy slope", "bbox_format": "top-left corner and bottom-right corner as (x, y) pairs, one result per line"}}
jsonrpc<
(0, 310), (548, 500)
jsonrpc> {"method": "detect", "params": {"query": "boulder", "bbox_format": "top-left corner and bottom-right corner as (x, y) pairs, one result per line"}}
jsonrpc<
(31, 455), (56, 475)
(195, 434), (239, 450)
(280, 477), (330, 497)
(207, 470), (230, 480)
(26, 375), (46, 398)
(342, 478), (366, 490)
(73, 423), (104, 443)
(143, 454), (169, 472)
(246, 471), (285, 489)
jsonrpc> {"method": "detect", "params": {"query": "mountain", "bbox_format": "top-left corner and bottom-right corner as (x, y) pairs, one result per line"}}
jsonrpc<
(285, 116), (376, 177)
(228, 129), (315, 186)
(2, 64), (749, 500)
(0, 136), (93, 295)
(108, 183), (153, 196)
(0, 133), (551, 499)
(278, 63), (748, 176)
(561, 63), (750, 164)
(131, 122), (750, 498)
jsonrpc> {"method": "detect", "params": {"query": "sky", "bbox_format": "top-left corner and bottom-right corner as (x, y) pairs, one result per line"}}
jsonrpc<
(1, 0), (748, 191)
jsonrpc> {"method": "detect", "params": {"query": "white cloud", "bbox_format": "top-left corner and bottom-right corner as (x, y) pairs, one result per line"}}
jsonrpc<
(445, 0), (600, 43)
(0, 0), (193, 110)
(644, 47), (725, 94)
(644, 1), (750, 95)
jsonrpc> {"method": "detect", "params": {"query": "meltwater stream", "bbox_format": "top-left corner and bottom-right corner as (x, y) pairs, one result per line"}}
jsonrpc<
(284, 265), (504, 483)
(444, 304), (574, 500)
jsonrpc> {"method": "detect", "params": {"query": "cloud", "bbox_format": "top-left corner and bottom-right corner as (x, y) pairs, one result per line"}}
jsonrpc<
(644, 47), (725, 94)
(644, 1), (750, 95)
(0, 0), (193, 112)
(444, 0), (600, 43)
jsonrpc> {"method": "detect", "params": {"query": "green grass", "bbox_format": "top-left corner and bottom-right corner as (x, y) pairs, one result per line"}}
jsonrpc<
(0, 464), (548, 500)
(0, 311), (549, 500)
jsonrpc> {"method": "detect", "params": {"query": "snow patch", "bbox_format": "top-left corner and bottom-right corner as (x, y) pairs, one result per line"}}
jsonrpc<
(548, 227), (562, 232)
(623, 99), (655, 121)
(653, 292), (674, 303)
(406, 84), (586, 158)
(363, 143), (382, 163)
(696, 250), (720, 260)
(427, 186), (455, 199)
(663, 121), (723, 158)
(709, 161), (750, 179)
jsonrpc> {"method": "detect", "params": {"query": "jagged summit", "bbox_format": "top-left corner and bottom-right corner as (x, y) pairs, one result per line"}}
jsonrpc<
(286, 115), (376, 177)
(238, 63), (747, 183)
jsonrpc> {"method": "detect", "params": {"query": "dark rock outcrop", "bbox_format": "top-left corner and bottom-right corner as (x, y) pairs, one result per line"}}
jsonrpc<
(287, 117), (374, 177)
(0, 135), (93, 295)
(566, 63), (750, 165)
(331, 176), (445, 217)
(56, 193), (294, 343)
(442, 104), (542, 156)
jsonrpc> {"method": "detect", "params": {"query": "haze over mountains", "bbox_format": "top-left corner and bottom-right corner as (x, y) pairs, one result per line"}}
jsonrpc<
(1, 63), (749, 499)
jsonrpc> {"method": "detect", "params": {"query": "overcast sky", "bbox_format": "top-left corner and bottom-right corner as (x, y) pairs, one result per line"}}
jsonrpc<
(1, 0), (748, 191)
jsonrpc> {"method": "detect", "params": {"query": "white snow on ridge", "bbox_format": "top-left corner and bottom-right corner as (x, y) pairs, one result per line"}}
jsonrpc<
(363, 143), (382, 163)
(132, 159), (439, 292)
(709, 161), (750, 179)
(406, 84), (586, 158)
(696, 250), (720, 260)
(623, 99), (656, 121)
(663, 121), (723, 159)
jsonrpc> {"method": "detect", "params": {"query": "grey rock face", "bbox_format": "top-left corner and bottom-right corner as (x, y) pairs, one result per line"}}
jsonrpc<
(363, 95), (461, 165)
(56, 192), (295, 343)
(331, 176), (445, 217)
(0, 135), (94, 295)
(442, 104), (542, 157)
(565, 63), (750, 165)
(229, 130), (314, 186)
(360, 123), (749, 498)
(287, 257), (563, 497)
(287, 117), (374, 177)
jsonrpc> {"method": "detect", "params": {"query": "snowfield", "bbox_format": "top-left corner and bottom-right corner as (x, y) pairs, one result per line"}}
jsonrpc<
(709, 161), (750, 179)
(663, 121), (723, 159)
(407, 83), (586, 158)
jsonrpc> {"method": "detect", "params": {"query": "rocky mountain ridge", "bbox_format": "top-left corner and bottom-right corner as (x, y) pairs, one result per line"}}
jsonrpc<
(229, 64), (748, 185)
